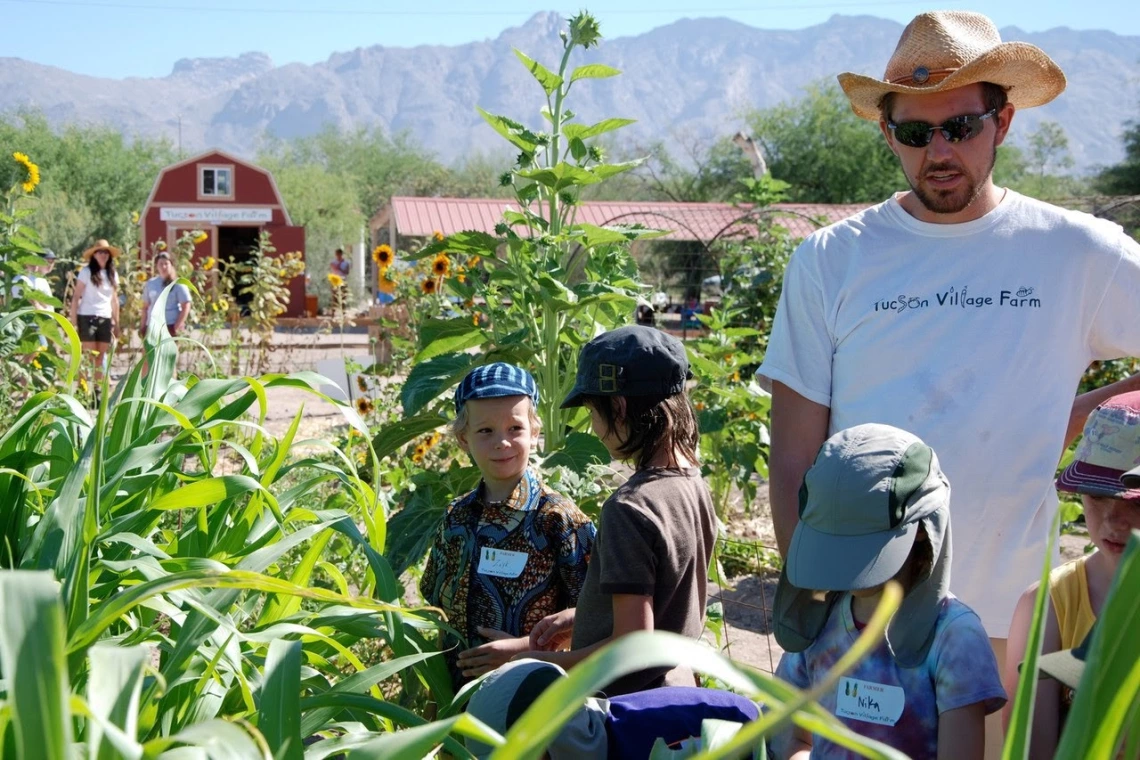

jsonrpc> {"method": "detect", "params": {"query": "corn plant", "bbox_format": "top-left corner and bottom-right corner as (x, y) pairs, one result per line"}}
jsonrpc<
(0, 283), (456, 759)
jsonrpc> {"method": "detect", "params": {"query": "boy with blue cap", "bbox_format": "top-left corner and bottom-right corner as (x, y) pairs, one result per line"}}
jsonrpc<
(420, 362), (596, 691)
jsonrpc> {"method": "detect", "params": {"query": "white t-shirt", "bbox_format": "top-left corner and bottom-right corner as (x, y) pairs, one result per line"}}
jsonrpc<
(11, 275), (54, 311)
(76, 266), (117, 318)
(758, 190), (1140, 635)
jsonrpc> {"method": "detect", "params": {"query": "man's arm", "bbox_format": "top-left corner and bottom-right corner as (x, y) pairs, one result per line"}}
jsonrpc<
(769, 381), (831, 557)
(1066, 371), (1140, 447)
(937, 703), (986, 760)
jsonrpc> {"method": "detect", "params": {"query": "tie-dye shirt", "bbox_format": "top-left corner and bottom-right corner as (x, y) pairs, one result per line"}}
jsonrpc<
(774, 595), (1006, 759)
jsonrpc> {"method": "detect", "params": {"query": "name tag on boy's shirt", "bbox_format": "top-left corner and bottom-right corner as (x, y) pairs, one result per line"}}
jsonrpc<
(477, 547), (528, 578)
(835, 677), (905, 726)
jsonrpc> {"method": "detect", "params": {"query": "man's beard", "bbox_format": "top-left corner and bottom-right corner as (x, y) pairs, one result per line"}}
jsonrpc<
(907, 145), (996, 216)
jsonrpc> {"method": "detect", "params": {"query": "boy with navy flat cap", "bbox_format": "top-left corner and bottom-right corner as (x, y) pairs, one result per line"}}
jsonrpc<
(420, 362), (595, 691)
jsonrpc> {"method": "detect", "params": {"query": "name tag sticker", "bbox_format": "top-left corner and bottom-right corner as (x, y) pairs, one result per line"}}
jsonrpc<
(477, 547), (529, 578)
(835, 677), (905, 726)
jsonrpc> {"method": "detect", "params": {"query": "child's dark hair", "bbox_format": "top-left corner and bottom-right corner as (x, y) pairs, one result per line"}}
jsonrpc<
(584, 392), (700, 469)
(898, 524), (934, 593)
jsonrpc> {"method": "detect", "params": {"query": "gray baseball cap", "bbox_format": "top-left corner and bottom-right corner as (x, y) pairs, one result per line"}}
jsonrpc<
(465, 659), (608, 759)
(774, 423), (952, 667)
(1123, 465), (1140, 489)
(561, 325), (691, 409)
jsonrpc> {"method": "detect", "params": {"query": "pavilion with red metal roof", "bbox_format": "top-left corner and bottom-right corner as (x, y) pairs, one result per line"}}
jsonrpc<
(370, 197), (870, 250)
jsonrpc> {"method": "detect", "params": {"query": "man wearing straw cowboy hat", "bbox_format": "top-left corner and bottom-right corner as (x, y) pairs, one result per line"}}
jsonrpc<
(757, 11), (1140, 755)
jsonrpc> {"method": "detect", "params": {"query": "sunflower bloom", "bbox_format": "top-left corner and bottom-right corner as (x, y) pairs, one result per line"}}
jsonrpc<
(201, 256), (216, 271)
(218, 299), (229, 311)
(356, 376), (368, 393)
(732, 371), (741, 382)
(135, 271), (147, 282)
(472, 313), (480, 327)
(469, 255), (481, 268)
(431, 254), (450, 277)
(78, 377), (89, 395)
(32, 359), (41, 370)
(430, 431), (442, 446)
(421, 278), (438, 295)
(412, 444), (427, 463)
(432, 231), (444, 242)
(327, 273), (344, 288)
(130, 210), (140, 225)
(355, 396), (375, 415)
(372, 244), (394, 266)
(156, 241), (167, 252)
(12, 152), (40, 194)
(192, 231), (208, 245)
(356, 449), (368, 465)
(695, 401), (706, 411)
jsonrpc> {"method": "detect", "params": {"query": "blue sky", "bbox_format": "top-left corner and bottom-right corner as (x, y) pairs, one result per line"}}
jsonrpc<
(5, 0), (1138, 80)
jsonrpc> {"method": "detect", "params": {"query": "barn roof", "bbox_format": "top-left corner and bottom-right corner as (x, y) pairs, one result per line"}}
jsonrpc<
(372, 196), (870, 243)
(141, 149), (293, 225)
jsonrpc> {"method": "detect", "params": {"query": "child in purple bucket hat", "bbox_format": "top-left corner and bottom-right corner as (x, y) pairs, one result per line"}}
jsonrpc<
(1003, 390), (1140, 758)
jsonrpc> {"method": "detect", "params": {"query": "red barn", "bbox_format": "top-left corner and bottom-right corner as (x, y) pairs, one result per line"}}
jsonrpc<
(139, 150), (307, 317)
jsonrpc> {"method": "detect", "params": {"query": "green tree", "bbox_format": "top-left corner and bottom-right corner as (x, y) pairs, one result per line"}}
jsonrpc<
(620, 133), (751, 203)
(1095, 112), (1140, 195)
(745, 82), (905, 203)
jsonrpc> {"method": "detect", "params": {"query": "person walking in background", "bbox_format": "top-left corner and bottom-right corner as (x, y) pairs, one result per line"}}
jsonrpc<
(140, 252), (191, 337)
(330, 247), (351, 277)
(11, 248), (57, 310)
(70, 239), (121, 397)
(755, 12), (1140, 755)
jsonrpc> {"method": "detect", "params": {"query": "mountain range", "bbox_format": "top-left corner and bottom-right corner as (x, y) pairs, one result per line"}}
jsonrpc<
(2, 12), (1138, 174)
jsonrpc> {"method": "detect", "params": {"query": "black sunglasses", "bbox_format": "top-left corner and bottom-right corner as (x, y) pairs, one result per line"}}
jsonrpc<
(888, 109), (997, 148)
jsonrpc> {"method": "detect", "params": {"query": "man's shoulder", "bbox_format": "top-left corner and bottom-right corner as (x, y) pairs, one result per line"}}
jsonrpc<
(1005, 191), (1132, 246)
(791, 199), (898, 258)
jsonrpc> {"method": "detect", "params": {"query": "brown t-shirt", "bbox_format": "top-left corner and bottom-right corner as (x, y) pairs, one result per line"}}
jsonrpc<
(570, 467), (717, 695)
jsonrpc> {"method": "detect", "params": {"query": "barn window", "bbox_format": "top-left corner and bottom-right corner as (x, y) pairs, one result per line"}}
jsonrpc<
(200, 166), (233, 198)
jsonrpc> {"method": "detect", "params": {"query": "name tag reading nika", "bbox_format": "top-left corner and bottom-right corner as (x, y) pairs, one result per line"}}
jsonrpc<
(835, 677), (906, 726)
(477, 547), (529, 578)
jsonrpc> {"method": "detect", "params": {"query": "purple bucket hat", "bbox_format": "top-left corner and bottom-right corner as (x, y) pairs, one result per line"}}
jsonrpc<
(1057, 391), (1140, 500)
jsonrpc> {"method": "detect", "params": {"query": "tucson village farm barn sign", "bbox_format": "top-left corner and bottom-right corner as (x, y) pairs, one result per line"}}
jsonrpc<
(159, 207), (274, 223)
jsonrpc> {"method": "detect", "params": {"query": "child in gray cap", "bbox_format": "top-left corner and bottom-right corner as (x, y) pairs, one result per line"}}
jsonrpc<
(771, 423), (1005, 759)
(465, 658), (759, 759)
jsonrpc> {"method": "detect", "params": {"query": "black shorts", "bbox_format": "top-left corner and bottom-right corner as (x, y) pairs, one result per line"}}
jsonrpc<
(78, 314), (113, 343)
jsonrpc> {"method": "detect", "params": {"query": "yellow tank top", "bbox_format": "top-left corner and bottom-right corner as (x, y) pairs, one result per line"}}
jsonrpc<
(1048, 555), (1096, 650)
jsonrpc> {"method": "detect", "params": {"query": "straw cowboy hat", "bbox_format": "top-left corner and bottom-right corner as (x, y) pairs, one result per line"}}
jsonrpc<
(81, 239), (122, 260)
(838, 11), (1066, 121)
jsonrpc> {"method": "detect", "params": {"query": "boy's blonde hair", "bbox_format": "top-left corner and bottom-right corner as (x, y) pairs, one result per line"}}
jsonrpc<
(449, 395), (543, 438)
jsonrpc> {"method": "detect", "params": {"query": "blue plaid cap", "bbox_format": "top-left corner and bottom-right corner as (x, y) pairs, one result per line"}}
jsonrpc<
(455, 363), (540, 413)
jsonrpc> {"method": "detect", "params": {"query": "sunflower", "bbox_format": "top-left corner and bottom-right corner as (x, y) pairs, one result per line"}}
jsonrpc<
(469, 255), (481, 268)
(412, 444), (427, 463)
(430, 431), (442, 446)
(355, 396), (375, 415)
(456, 273), (466, 284)
(356, 449), (368, 465)
(78, 376), (89, 395)
(356, 375), (368, 393)
(155, 241), (167, 252)
(372, 244), (394, 266)
(218, 299), (229, 311)
(135, 271), (147, 283)
(130, 211), (140, 225)
(432, 230), (445, 242)
(12, 152), (40, 194)
(732, 371), (741, 383)
(421, 277), (438, 295)
(695, 401), (707, 411)
(202, 256), (216, 271)
(431, 253), (451, 277)
(327, 273), (344, 288)
(192, 231), (208, 245)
